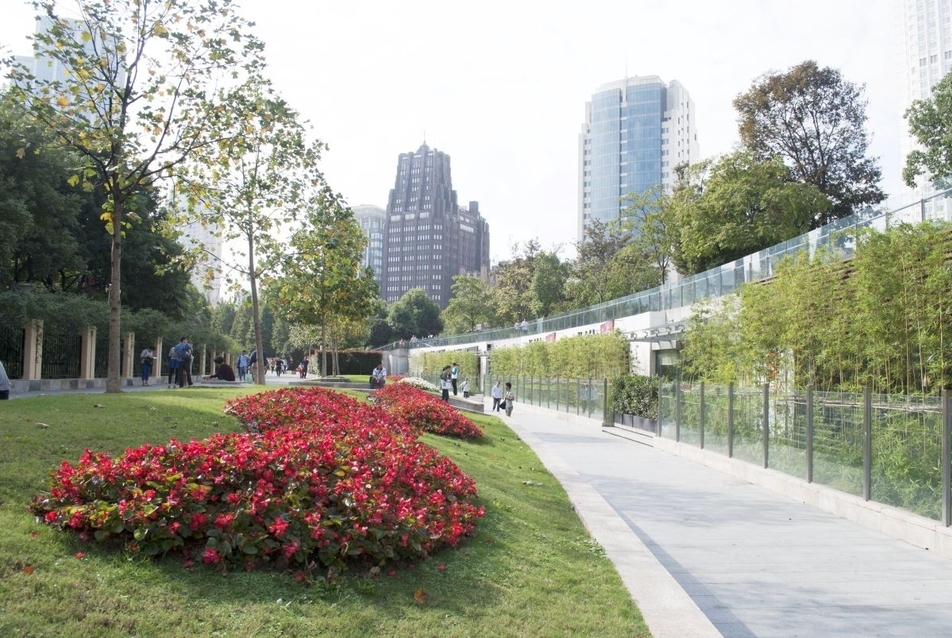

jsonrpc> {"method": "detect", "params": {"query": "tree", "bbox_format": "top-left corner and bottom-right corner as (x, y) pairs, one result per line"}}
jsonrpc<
(904, 72), (952, 189)
(529, 251), (568, 318)
(441, 275), (494, 335)
(490, 240), (541, 325)
(564, 221), (655, 308)
(7, 0), (264, 392)
(620, 185), (674, 284)
(268, 191), (378, 376)
(388, 289), (443, 340)
(181, 79), (324, 384)
(734, 60), (885, 225)
(0, 95), (84, 289)
(667, 151), (831, 275)
(365, 299), (395, 348)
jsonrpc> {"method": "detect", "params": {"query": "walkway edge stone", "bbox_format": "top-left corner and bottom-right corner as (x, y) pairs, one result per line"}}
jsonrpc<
(499, 402), (722, 638)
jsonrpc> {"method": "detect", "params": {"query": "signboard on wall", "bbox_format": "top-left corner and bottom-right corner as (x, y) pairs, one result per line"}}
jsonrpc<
(599, 319), (615, 333)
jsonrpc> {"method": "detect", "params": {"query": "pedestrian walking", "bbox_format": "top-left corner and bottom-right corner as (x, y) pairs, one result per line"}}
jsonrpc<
(167, 345), (179, 388)
(172, 337), (193, 387)
(440, 365), (452, 402)
(503, 382), (515, 416)
(451, 362), (460, 395)
(140, 347), (156, 385)
(491, 381), (502, 412)
(236, 351), (250, 382)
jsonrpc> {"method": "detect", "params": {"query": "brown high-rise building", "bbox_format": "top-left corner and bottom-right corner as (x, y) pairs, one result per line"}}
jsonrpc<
(382, 143), (489, 308)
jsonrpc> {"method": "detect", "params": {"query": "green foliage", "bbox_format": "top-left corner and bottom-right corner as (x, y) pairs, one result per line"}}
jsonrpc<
(416, 351), (479, 382)
(566, 221), (657, 307)
(667, 151), (831, 275)
(609, 374), (659, 420)
(681, 222), (952, 394)
(529, 251), (569, 317)
(388, 289), (443, 340)
(903, 72), (952, 189)
(489, 332), (630, 379)
(620, 185), (673, 284)
(8, 0), (266, 391)
(441, 275), (494, 335)
(489, 240), (540, 326)
(734, 60), (885, 224)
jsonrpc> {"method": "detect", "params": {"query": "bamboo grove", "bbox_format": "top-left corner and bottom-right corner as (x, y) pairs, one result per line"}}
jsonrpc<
(682, 222), (952, 395)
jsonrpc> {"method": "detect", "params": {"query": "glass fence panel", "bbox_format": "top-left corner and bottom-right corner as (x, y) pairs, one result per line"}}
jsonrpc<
(703, 385), (730, 455)
(812, 391), (864, 498)
(678, 384), (701, 446)
(659, 383), (676, 438)
(768, 390), (808, 479)
(732, 387), (766, 465)
(871, 394), (942, 521)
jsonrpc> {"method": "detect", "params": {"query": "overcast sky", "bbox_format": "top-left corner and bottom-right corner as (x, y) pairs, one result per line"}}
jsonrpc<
(2, 0), (904, 262)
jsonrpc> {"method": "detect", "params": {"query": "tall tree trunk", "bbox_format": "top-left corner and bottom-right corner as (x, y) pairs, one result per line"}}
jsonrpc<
(248, 230), (266, 385)
(105, 197), (123, 393)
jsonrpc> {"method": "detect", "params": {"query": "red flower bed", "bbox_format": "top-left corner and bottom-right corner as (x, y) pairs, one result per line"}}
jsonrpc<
(371, 383), (484, 440)
(31, 388), (484, 574)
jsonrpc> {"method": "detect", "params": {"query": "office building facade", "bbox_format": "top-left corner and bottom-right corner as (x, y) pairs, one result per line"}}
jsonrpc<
(352, 204), (387, 290)
(577, 76), (698, 241)
(899, 0), (952, 217)
(382, 143), (489, 308)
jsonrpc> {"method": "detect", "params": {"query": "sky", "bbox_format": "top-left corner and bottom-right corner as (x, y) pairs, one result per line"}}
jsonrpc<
(1, 0), (905, 263)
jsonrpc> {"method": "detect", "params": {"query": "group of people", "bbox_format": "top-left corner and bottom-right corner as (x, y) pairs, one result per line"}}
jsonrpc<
(438, 362), (462, 401)
(491, 381), (515, 416)
(134, 338), (242, 388)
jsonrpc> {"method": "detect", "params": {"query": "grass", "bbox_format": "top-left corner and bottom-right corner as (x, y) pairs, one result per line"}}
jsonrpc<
(0, 388), (649, 637)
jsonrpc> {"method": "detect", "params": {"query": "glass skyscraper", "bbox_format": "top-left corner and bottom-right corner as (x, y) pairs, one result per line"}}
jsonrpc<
(577, 76), (698, 241)
(899, 0), (952, 217)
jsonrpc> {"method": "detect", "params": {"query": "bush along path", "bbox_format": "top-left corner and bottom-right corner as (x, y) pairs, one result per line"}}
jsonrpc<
(30, 387), (484, 581)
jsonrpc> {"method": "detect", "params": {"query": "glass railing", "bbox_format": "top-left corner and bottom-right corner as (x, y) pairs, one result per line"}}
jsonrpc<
(383, 188), (952, 350)
(657, 383), (948, 523)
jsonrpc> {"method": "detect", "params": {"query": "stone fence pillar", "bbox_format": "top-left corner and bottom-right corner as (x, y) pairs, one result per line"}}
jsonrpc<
(122, 332), (135, 379)
(22, 319), (42, 380)
(80, 326), (96, 380)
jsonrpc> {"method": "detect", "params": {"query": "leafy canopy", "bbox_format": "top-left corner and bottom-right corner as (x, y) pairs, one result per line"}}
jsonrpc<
(734, 60), (884, 225)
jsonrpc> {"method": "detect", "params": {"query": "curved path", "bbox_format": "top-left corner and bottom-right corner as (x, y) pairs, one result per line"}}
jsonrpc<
(500, 401), (952, 638)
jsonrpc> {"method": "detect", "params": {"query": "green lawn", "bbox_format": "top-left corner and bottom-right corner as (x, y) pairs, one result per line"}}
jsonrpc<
(0, 388), (649, 637)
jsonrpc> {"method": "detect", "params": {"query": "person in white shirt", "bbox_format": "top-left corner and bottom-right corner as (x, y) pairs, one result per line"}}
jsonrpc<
(491, 381), (503, 411)
(370, 363), (387, 389)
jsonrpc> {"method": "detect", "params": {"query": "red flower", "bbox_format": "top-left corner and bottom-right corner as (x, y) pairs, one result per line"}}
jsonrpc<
(202, 548), (221, 564)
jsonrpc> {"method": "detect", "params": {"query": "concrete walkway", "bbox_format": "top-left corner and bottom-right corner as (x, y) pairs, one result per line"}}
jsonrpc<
(500, 401), (952, 638)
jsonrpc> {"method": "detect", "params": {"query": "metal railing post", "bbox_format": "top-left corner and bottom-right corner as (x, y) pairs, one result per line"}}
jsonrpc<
(675, 381), (682, 442)
(762, 383), (770, 469)
(806, 385), (814, 484)
(943, 389), (950, 527)
(699, 381), (706, 449)
(863, 387), (872, 502)
(727, 383), (734, 458)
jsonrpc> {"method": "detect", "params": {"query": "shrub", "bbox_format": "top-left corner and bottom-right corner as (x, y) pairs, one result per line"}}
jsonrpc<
(373, 383), (484, 440)
(395, 376), (439, 392)
(31, 389), (484, 576)
(609, 374), (659, 420)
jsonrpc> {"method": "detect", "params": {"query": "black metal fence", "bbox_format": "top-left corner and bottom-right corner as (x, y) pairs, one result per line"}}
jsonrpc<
(0, 324), (24, 379)
(40, 331), (82, 379)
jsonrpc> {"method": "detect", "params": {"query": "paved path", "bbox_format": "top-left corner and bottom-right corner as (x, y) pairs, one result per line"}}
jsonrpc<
(500, 402), (952, 638)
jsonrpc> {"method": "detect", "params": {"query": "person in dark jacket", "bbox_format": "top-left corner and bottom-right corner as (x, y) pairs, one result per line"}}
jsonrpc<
(205, 356), (236, 381)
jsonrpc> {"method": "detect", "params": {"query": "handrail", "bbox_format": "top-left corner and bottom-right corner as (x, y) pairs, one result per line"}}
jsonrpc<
(381, 188), (952, 350)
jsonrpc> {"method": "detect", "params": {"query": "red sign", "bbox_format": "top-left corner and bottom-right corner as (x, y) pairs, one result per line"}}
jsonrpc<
(599, 319), (615, 333)
(545, 332), (557, 342)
